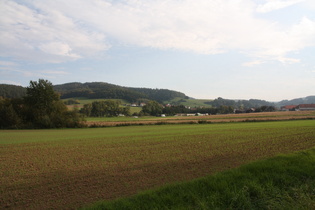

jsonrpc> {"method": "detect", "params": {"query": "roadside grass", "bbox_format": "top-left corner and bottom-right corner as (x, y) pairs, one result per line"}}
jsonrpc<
(84, 148), (315, 210)
(1, 120), (315, 209)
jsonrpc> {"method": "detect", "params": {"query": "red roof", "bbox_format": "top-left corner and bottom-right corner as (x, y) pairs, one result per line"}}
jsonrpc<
(281, 105), (297, 109)
(297, 104), (315, 108)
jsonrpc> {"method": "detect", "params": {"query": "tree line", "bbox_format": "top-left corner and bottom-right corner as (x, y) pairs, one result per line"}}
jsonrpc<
(141, 101), (276, 116)
(138, 101), (234, 116)
(205, 97), (275, 110)
(0, 79), (84, 129)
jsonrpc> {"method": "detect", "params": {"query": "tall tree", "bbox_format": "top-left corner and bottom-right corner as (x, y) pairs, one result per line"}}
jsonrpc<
(24, 79), (83, 128)
(141, 101), (163, 116)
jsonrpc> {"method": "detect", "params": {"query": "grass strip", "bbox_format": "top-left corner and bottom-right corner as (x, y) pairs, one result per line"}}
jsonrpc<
(83, 148), (315, 210)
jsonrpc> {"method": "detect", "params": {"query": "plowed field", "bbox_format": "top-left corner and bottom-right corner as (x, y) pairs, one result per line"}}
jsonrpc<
(1, 119), (315, 209)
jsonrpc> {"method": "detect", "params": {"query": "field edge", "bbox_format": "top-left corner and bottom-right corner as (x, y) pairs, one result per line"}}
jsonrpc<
(82, 147), (315, 210)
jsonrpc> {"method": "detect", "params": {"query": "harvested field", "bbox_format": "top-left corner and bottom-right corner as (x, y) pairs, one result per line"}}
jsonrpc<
(85, 111), (315, 127)
(1, 120), (315, 209)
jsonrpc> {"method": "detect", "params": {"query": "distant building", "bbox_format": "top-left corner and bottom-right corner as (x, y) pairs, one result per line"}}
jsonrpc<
(196, 113), (208, 116)
(281, 105), (297, 111)
(186, 114), (195, 116)
(296, 104), (315, 111)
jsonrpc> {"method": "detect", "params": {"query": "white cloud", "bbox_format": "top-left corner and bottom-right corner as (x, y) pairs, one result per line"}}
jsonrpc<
(41, 70), (70, 75)
(0, 0), (108, 63)
(1, 0), (315, 65)
(304, 0), (315, 9)
(0, 61), (18, 66)
(256, 0), (305, 13)
(25, 0), (263, 54)
(242, 60), (265, 67)
(39, 42), (80, 58)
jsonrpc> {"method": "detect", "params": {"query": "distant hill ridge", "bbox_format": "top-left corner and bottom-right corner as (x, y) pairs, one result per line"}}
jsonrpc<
(0, 84), (26, 98)
(53, 82), (187, 103)
(277, 96), (315, 106)
(0, 82), (314, 106)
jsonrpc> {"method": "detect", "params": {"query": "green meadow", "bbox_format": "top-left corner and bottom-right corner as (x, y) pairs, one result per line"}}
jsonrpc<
(1, 120), (314, 209)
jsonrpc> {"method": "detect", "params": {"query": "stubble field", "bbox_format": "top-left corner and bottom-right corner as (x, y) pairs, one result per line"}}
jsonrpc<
(1, 119), (315, 209)
(85, 110), (315, 126)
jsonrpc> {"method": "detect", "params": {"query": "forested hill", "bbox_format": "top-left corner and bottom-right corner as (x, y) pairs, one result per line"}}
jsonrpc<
(277, 96), (315, 106)
(53, 82), (187, 102)
(1, 82), (314, 106)
(0, 84), (26, 98)
(206, 96), (315, 109)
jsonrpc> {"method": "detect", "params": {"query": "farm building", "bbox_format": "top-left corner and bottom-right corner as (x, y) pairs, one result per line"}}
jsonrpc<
(296, 104), (315, 111)
(281, 105), (297, 111)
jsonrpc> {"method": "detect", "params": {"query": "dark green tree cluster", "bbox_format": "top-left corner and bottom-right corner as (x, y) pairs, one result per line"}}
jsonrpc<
(0, 79), (84, 129)
(254, 106), (276, 112)
(80, 100), (130, 117)
(143, 102), (275, 117)
(0, 97), (23, 128)
(141, 101), (163, 116)
(206, 97), (275, 110)
(131, 88), (187, 102)
(163, 105), (189, 115)
(64, 99), (80, 105)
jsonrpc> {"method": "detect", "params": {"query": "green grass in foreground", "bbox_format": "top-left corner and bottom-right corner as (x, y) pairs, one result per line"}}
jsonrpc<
(84, 148), (315, 210)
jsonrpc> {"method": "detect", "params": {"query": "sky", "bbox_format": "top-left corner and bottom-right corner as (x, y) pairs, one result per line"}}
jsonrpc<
(1, 0), (315, 101)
